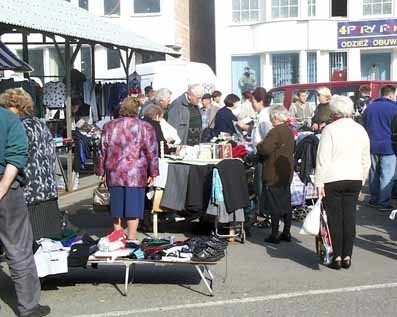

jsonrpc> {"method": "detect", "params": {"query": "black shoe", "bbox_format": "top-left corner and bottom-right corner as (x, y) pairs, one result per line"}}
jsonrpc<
(279, 232), (292, 242)
(328, 259), (342, 270)
(264, 235), (280, 244)
(342, 258), (351, 269)
(20, 305), (51, 317)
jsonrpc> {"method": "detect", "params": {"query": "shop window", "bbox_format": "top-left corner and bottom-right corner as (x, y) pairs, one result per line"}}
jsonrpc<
(104, 0), (120, 16)
(16, 49), (44, 79)
(363, 0), (392, 15)
(329, 52), (347, 81)
(307, 52), (317, 83)
(308, 0), (316, 17)
(107, 49), (120, 70)
(272, 53), (299, 87)
(271, 0), (298, 19)
(133, 0), (160, 14)
(331, 0), (347, 17)
(232, 0), (260, 23)
(79, 0), (88, 10)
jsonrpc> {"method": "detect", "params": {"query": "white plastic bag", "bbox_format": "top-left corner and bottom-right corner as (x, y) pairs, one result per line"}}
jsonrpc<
(299, 197), (322, 235)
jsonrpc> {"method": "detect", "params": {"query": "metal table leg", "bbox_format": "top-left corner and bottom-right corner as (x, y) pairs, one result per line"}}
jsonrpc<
(194, 264), (214, 296)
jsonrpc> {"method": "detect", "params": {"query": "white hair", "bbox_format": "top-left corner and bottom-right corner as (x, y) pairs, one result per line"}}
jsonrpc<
(316, 86), (332, 97)
(154, 88), (172, 104)
(329, 95), (354, 117)
(269, 105), (289, 122)
(187, 84), (204, 96)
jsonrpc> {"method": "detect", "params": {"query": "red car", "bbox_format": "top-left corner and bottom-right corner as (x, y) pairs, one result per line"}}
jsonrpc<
(267, 80), (397, 110)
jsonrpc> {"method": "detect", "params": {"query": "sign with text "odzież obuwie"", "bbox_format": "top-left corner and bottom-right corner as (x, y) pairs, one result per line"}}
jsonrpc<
(337, 19), (397, 49)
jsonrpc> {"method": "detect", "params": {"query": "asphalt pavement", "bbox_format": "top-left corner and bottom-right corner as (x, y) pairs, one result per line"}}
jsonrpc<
(1, 191), (397, 317)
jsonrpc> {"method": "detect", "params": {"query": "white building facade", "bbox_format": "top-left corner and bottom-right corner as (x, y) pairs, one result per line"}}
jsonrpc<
(1, 0), (188, 82)
(215, 0), (397, 96)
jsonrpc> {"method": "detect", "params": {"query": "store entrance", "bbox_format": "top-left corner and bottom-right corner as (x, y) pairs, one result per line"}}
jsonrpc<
(361, 52), (391, 80)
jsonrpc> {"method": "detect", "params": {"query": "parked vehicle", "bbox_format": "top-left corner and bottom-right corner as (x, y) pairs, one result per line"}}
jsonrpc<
(267, 80), (397, 109)
(132, 60), (218, 100)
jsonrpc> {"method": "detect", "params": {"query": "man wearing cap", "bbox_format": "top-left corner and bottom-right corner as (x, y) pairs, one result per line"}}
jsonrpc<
(200, 93), (218, 130)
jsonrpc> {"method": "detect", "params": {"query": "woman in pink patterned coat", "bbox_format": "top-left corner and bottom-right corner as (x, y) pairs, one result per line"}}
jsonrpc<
(96, 97), (159, 242)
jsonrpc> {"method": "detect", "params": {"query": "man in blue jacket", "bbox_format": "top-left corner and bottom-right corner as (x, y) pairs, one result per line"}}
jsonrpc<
(362, 85), (397, 211)
(0, 107), (50, 317)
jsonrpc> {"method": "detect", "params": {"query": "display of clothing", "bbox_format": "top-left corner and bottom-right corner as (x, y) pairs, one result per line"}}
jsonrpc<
(185, 164), (213, 214)
(206, 168), (245, 223)
(21, 116), (58, 205)
(216, 159), (249, 213)
(161, 163), (190, 211)
(43, 81), (65, 108)
(83, 81), (98, 123)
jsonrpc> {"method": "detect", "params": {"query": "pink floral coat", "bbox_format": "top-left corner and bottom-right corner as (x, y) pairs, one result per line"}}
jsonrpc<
(96, 117), (159, 187)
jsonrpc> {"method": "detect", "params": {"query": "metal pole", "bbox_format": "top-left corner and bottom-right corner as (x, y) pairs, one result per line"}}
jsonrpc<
(22, 32), (29, 79)
(64, 39), (73, 191)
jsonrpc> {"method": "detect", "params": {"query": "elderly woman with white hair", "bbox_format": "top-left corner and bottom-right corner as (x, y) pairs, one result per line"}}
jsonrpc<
(311, 86), (333, 132)
(315, 95), (370, 270)
(257, 105), (295, 244)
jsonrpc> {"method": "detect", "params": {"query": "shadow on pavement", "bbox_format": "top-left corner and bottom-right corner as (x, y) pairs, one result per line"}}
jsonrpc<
(247, 224), (321, 270)
(355, 234), (397, 261)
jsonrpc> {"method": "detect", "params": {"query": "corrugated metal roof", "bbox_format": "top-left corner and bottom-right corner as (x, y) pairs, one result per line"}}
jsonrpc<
(0, 0), (177, 55)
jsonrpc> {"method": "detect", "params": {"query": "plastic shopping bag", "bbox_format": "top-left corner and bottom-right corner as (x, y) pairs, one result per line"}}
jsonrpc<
(316, 208), (333, 265)
(299, 197), (322, 235)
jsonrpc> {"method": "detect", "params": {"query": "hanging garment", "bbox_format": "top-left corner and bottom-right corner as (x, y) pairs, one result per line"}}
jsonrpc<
(43, 81), (66, 108)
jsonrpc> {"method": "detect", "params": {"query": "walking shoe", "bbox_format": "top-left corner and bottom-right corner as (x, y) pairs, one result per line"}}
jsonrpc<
(279, 232), (292, 242)
(19, 305), (51, 317)
(264, 235), (280, 244)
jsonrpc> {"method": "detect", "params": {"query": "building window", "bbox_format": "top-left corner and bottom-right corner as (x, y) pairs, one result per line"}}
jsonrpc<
(232, 0), (260, 23)
(104, 0), (120, 16)
(307, 52), (317, 83)
(308, 0), (316, 16)
(329, 52), (347, 81)
(363, 0), (392, 15)
(331, 0), (347, 17)
(272, 53), (299, 87)
(79, 0), (88, 10)
(107, 49), (120, 70)
(271, 0), (298, 19)
(133, 0), (160, 14)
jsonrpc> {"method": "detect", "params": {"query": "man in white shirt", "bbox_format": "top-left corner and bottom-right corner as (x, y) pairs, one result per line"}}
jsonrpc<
(289, 90), (315, 127)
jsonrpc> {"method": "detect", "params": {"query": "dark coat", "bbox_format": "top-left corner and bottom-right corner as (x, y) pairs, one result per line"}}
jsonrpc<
(143, 118), (172, 155)
(311, 103), (332, 125)
(294, 134), (319, 185)
(257, 123), (294, 186)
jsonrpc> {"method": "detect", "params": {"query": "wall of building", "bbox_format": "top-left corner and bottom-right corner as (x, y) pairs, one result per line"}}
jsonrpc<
(215, 0), (397, 95)
(174, 0), (191, 61)
(189, 0), (216, 72)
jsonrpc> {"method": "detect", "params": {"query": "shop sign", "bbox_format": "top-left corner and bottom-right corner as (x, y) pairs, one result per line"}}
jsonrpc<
(337, 19), (397, 49)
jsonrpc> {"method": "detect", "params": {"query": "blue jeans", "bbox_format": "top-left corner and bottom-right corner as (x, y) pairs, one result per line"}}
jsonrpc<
(369, 154), (396, 207)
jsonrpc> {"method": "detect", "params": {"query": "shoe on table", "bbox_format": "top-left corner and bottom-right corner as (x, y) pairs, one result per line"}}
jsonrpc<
(264, 235), (280, 244)
(279, 232), (292, 242)
(19, 305), (51, 317)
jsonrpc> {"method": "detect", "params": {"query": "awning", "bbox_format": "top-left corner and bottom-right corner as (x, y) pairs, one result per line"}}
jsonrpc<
(0, 40), (33, 72)
(0, 0), (178, 56)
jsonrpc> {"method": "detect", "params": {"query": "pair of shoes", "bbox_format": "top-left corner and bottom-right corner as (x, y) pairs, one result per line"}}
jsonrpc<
(192, 247), (224, 262)
(264, 235), (280, 244)
(342, 258), (351, 269)
(279, 232), (292, 242)
(20, 305), (51, 317)
(328, 259), (342, 270)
